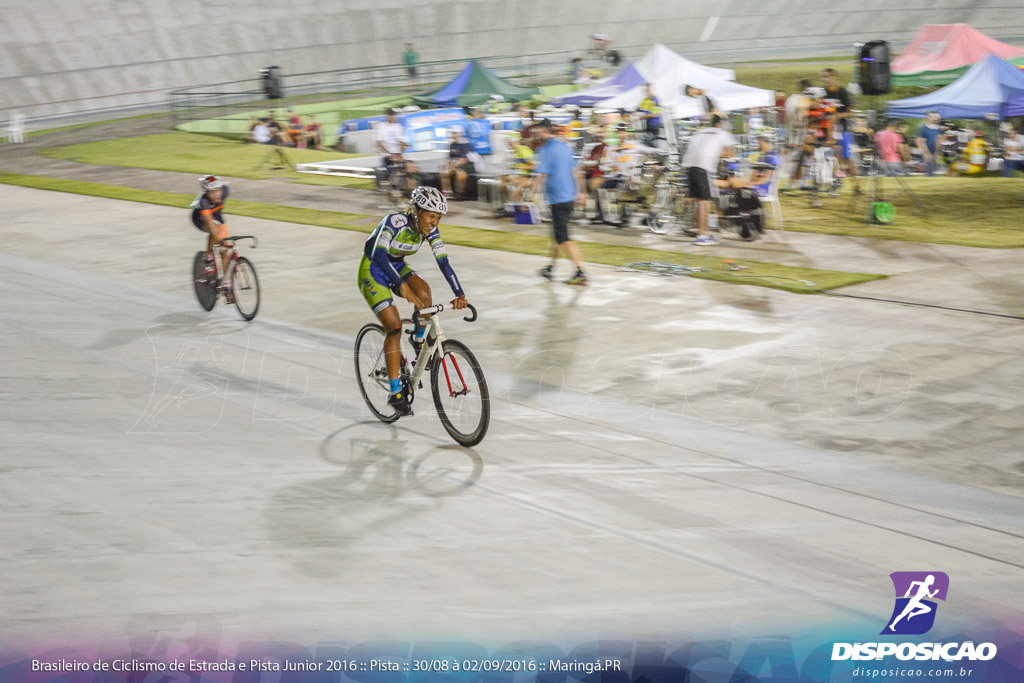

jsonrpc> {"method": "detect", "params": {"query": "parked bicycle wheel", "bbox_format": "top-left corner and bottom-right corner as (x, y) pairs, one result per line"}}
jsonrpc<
(430, 339), (489, 447)
(354, 323), (400, 423)
(232, 256), (260, 321)
(192, 251), (217, 311)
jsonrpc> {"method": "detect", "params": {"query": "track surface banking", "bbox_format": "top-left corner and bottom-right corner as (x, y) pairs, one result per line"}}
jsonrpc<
(1, 186), (1021, 647)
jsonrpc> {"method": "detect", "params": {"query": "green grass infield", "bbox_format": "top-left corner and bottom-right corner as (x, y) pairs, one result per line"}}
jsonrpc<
(42, 132), (376, 189)
(0, 171), (885, 293)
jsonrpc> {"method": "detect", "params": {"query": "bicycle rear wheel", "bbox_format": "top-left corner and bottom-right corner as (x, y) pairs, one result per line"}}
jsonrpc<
(354, 323), (400, 423)
(192, 251), (217, 311)
(430, 339), (489, 447)
(232, 256), (260, 321)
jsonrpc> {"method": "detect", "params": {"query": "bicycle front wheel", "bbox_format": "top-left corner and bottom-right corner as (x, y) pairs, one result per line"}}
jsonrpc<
(232, 256), (260, 321)
(192, 251), (217, 311)
(430, 339), (489, 447)
(354, 323), (400, 423)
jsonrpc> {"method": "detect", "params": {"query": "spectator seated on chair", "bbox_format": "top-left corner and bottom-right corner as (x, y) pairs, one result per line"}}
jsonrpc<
(720, 133), (780, 198)
(251, 118), (275, 145)
(515, 104), (536, 146)
(245, 116), (260, 143)
(596, 125), (650, 221)
(265, 111), (293, 147)
(581, 122), (610, 218)
(286, 108), (304, 147)
(1002, 127), (1024, 177)
(507, 132), (535, 203)
(304, 115), (323, 150)
(440, 128), (476, 199)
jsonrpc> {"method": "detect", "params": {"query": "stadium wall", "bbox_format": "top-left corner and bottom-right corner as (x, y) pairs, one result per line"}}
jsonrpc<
(2, 0), (1022, 124)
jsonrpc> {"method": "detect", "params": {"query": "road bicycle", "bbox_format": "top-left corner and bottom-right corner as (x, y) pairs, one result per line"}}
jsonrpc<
(354, 303), (490, 447)
(192, 236), (261, 321)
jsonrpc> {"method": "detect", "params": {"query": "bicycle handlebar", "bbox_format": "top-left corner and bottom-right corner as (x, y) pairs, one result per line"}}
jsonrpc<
(217, 236), (259, 248)
(415, 302), (478, 323)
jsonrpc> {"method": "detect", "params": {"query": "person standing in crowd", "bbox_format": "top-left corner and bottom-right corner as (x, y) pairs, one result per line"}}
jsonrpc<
(532, 119), (588, 285)
(821, 68), (859, 194)
(638, 84), (662, 145)
(916, 111), (943, 177)
(1002, 127), (1024, 177)
(684, 85), (719, 123)
(376, 108), (417, 191)
(875, 120), (908, 176)
(682, 114), (736, 246)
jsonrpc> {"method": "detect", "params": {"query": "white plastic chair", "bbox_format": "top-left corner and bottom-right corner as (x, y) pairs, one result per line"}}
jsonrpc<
(760, 156), (786, 230)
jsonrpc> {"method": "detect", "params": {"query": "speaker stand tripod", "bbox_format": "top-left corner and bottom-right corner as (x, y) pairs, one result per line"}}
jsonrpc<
(848, 155), (925, 224)
(254, 146), (294, 172)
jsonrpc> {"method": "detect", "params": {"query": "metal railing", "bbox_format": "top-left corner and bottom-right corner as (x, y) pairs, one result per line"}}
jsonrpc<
(167, 47), (648, 128)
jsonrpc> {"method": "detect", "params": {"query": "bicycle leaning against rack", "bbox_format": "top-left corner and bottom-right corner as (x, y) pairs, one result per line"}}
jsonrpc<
(354, 302), (490, 447)
(192, 236), (261, 321)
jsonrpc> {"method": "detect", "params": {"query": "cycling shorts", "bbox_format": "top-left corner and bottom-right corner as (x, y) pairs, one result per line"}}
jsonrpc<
(358, 255), (416, 314)
(191, 208), (225, 232)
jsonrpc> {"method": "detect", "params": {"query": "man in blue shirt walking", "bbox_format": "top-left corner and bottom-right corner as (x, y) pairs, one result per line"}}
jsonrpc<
(532, 119), (588, 285)
(915, 111), (943, 177)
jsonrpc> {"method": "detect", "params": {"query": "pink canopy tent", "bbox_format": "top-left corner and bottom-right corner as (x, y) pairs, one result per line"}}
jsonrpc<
(892, 24), (1024, 86)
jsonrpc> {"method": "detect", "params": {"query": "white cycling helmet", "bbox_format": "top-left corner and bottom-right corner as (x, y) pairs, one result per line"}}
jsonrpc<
(410, 186), (448, 215)
(199, 174), (224, 191)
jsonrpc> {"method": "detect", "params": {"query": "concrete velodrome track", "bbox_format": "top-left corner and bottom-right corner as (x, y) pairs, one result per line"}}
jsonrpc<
(1, 184), (1022, 650)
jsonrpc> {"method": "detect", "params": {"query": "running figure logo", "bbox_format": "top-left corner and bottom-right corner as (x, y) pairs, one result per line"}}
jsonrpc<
(881, 572), (950, 635)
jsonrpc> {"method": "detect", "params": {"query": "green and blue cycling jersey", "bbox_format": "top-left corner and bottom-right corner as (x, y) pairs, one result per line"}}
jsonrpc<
(358, 211), (463, 314)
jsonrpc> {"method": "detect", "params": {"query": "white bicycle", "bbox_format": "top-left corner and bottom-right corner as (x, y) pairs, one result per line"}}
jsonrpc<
(354, 303), (490, 447)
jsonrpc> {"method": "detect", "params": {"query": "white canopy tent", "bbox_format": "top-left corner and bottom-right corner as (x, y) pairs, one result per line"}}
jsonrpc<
(596, 44), (774, 117)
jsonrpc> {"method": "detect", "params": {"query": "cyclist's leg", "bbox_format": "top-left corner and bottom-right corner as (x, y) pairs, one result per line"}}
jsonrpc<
(210, 217), (231, 280)
(377, 305), (405, 383)
(403, 272), (433, 347)
(404, 273), (433, 308)
(192, 209), (215, 257)
(359, 259), (404, 387)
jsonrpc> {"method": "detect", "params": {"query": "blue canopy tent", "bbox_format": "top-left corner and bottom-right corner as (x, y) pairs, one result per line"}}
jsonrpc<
(887, 54), (1024, 119)
(550, 64), (647, 107)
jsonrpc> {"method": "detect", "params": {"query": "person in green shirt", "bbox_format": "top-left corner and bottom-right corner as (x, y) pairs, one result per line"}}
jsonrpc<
(403, 43), (418, 79)
(638, 84), (662, 145)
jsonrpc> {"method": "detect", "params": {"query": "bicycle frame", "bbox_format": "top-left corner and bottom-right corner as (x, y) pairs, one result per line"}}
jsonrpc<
(406, 303), (478, 398)
(211, 236), (258, 283)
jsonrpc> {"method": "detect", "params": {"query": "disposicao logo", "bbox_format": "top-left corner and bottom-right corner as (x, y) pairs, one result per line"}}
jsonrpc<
(831, 572), (997, 662)
(882, 571), (948, 635)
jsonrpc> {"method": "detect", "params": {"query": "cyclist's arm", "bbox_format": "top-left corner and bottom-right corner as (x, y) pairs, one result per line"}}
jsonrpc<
(369, 225), (406, 287)
(426, 231), (465, 299)
(201, 211), (219, 232)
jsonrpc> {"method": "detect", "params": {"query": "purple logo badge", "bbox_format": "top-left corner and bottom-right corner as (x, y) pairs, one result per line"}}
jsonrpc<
(881, 572), (950, 635)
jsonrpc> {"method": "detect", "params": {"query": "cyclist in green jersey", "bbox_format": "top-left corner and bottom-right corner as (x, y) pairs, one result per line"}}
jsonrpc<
(358, 186), (468, 416)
